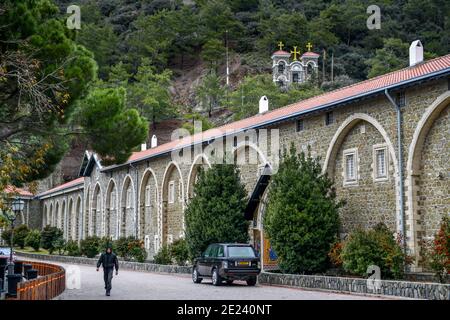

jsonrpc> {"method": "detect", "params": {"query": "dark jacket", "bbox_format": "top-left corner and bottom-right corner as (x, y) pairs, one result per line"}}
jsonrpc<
(97, 251), (119, 271)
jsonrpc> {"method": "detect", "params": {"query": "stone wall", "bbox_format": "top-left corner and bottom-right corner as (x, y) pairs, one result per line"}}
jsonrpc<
(258, 271), (450, 300)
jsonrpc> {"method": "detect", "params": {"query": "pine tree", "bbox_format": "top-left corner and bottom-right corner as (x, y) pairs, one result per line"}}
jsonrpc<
(185, 164), (249, 259)
(264, 145), (342, 274)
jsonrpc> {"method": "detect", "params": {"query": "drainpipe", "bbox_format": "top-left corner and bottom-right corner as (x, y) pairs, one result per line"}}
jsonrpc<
(129, 163), (139, 239)
(384, 89), (407, 256)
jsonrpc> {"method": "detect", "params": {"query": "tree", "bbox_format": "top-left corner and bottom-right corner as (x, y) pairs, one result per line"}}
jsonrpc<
(0, 0), (147, 198)
(25, 229), (41, 252)
(40, 226), (63, 254)
(366, 38), (409, 78)
(129, 58), (176, 128)
(196, 72), (226, 117)
(201, 39), (225, 72)
(185, 164), (249, 259)
(14, 224), (30, 249)
(264, 145), (342, 274)
(78, 87), (148, 165)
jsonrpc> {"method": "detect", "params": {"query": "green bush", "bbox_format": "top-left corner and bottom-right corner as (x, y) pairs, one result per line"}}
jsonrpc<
(25, 229), (41, 251)
(53, 237), (67, 255)
(128, 239), (147, 263)
(41, 226), (63, 254)
(264, 145), (342, 274)
(66, 240), (81, 256)
(185, 163), (249, 259)
(14, 224), (30, 249)
(114, 236), (136, 260)
(153, 245), (172, 265)
(169, 239), (189, 266)
(1, 228), (12, 246)
(80, 236), (101, 258)
(341, 223), (409, 279)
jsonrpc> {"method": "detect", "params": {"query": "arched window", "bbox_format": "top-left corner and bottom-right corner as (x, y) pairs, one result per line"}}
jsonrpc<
(278, 62), (285, 73)
(126, 187), (132, 208)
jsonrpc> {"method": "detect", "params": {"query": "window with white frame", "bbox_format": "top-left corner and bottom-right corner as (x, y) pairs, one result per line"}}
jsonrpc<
(343, 148), (358, 185)
(373, 144), (388, 181)
(145, 185), (151, 206)
(168, 181), (175, 204)
(126, 187), (132, 208)
(110, 191), (116, 210)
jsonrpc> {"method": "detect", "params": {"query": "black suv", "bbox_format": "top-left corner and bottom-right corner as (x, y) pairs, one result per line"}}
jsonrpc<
(192, 243), (261, 286)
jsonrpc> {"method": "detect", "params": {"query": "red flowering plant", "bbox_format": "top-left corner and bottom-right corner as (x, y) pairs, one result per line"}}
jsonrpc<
(430, 216), (450, 283)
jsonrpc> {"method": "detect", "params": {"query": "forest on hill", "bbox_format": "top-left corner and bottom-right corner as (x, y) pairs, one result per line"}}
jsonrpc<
(53, 0), (449, 130)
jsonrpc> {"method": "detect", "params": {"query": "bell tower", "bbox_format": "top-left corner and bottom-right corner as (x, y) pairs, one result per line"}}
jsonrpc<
(272, 42), (291, 87)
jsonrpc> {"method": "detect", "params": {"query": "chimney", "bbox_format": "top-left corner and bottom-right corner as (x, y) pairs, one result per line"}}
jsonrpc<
(151, 135), (157, 148)
(409, 40), (423, 66)
(141, 143), (147, 151)
(259, 96), (269, 114)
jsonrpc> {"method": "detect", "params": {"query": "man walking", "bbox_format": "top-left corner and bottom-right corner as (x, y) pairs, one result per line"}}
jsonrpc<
(96, 245), (119, 296)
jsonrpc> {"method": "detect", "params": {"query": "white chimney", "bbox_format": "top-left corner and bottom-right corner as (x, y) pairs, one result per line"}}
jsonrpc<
(151, 135), (157, 148)
(141, 143), (147, 151)
(259, 96), (269, 114)
(409, 40), (423, 66)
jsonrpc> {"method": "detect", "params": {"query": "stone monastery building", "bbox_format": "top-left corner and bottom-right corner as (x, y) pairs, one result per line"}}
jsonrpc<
(34, 44), (449, 271)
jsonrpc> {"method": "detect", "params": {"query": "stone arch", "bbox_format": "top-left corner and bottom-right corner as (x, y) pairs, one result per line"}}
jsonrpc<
(91, 183), (103, 237)
(232, 142), (271, 195)
(120, 175), (136, 238)
(49, 202), (54, 227)
(105, 179), (119, 240)
(55, 201), (60, 229)
(84, 186), (90, 239)
(138, 168), (159, 257)
(323, 113), (400, 233)
(406, 92), (450, 266)
(61, 199), (66, 237)
(68, 198), (73, 239)
(75, 196), (82, 242)
(161, 161), (185, 247)
(186, 154), (211, 200)
(42, 204), (48, 229)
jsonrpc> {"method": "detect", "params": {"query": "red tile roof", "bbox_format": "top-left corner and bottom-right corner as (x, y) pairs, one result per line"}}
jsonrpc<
(302, 51), (320, 57)
(38, 177), (84, 198)
(102, 54), (448, 170)
(272, 50), (290, 56)
(4, 186), (34, 197)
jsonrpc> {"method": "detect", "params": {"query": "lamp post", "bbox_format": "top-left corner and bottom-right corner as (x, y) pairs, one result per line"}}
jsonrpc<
(5, 198), (25, 274)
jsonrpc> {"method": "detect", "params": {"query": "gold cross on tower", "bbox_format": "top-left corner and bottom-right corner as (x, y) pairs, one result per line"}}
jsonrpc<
(277, 41), (284, 51)
(306, 42), (313, 52)
(290, 46), (301, 61)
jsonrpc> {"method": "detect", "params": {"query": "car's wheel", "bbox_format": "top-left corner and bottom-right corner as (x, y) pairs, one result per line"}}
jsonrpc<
(226, 280), (234, 285)
(212, 268), (222, 286)
(192, 266), (202, 284)
(246, 276), (257, 286)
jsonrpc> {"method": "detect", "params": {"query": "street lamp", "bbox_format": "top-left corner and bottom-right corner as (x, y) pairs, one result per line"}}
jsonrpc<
(5, 197), (25, 274)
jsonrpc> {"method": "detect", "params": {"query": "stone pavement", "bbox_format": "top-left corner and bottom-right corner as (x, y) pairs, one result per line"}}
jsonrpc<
(49, 261), (386, 300)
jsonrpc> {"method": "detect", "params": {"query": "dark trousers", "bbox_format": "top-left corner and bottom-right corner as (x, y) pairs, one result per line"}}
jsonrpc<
(103, 267), (114, 292)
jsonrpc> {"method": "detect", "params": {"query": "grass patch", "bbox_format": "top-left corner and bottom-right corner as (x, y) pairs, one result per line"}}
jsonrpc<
(15, 247), (50, 255)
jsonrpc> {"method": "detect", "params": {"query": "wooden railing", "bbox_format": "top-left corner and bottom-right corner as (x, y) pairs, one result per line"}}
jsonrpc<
(14, 261), (65, 300)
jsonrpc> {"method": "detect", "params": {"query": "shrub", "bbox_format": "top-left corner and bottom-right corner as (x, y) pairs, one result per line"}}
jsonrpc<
(41, 226), (63, 254)
(66, 240), (81, 256)
(264, 145), (342, 274)
(128, 239), (147, 263)
(99, 236), (115, 252)
(421, 216), (450, 283)
(328, 242), (344, 268)
(114, 236), (136, 260)
(25, 229), (41, 251)
(185, 163), (249, 260)
(53, 237), (67, 255)
(341, 223), (409, 279)
(153, 245), (172, 265)
(80, 236), (101, 258)
(1, 228), (12, 246)
(14, 224), (30, 249)
(169, 239), (189, 266)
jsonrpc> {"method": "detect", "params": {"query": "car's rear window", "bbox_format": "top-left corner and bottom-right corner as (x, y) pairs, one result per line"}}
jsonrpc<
(227, 246), (255, 258)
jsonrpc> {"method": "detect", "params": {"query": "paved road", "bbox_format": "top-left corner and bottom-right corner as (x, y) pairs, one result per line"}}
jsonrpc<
(43, 261), (384, 300)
